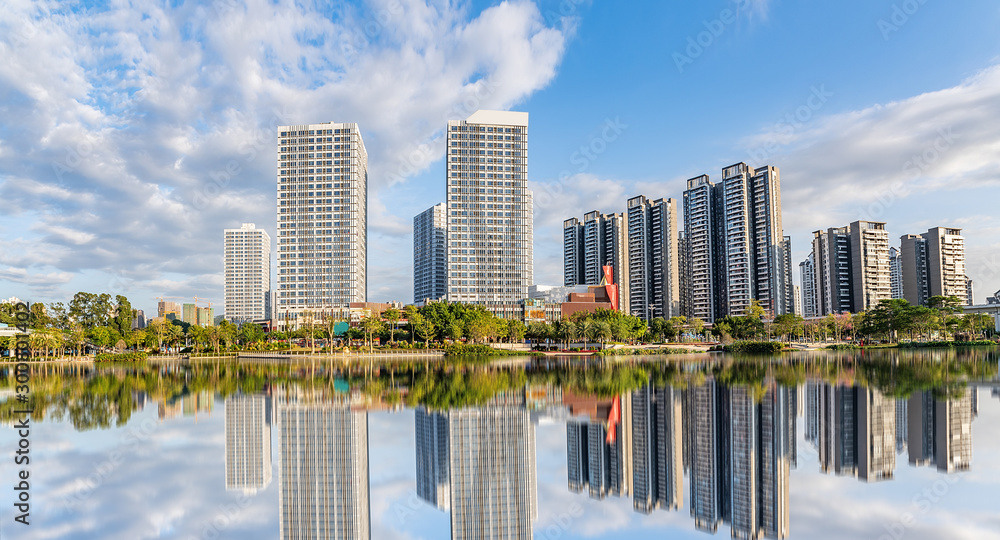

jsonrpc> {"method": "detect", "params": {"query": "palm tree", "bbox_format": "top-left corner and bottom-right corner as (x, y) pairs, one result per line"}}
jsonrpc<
(383, 308), (401, 344)
(594, 320), (613, 349)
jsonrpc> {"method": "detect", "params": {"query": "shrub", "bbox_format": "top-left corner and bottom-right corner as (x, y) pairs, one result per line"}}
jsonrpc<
(723, 341), (784, 354)
(95, 352), (148, 362)
(826, 344), (859, 350)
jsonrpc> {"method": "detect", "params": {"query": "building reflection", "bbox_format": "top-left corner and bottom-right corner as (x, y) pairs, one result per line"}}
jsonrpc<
(564, 378), (793, 539)
(804, 383), (974, 476)
(275, 388), (371, 540)
(224, 393), (272, 494)
(415, 392), (539, 540)
(906, 388), (973, 473)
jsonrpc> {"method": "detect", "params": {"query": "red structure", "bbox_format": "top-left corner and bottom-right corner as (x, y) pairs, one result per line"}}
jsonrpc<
(600, 265), (619, 312)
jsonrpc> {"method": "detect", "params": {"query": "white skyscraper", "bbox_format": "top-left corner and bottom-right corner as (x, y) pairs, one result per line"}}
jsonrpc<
(414, 203), (448, 303)
(224, 223), (271, 323)
(445, 110), (532, 306)
(276, 122), (368, 328)
(224, 393), (272, 494)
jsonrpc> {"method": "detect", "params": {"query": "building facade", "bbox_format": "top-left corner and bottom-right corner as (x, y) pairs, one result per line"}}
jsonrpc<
(276, 122), (368, 321)
(888, 246), (903, 300)
(446, 110), (532, 306)
(681, 164), (790, 322)
(849, 220), (891, 312)
(682, 175), (719, 322)
(900, 227), (969, 306)
(414, 203), (448, 303)
(562, 211), (630, 312)
(224, 223), (271, 323)
(627, 195), (680, 321)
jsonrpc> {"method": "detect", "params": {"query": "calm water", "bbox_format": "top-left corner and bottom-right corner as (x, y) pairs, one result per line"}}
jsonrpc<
(1, 349), (999, 540)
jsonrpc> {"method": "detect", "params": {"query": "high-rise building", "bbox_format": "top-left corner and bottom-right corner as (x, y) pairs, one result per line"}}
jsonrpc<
(445, 110), (532, 306)
(627, 195), (680, 321)
(925, 227), (967, 302)
(415, 407), (451, 510)
(449, 406), (537, 540)
(889, 246), (903, 299)
(182, 303), (197, 325)
(965, 277), (974, 306)
(900, 234), (930, 307)
(563, 218), (585, 287)
(224, 394), (272, 494)
(224, 223), (271, 323)
(728, 385), (760, 538)
(807, 221), (890, 314)
(895, 398), (908, 455)
(414, 203), (448, 303)
(793, 285), (802, 317)
(811, 227), (852, 315)
(799, 254), (817, 318)
(276, 122), (368, 328)
(682, 175), (719, 322)
(901, 227), (969, 306)
(681, 164), (790, 321)
(277, 399), (370, 540)
(783, 236), (795, 315)
(562, 211), (630, 312)
(849, 220), (891, 312)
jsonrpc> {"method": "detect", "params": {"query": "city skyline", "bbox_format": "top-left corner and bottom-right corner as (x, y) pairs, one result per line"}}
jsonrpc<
(2, 1), (1000, 315)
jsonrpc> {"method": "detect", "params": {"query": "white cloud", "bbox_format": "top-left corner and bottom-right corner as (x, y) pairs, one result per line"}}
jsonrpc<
(0, 0), (572, 306)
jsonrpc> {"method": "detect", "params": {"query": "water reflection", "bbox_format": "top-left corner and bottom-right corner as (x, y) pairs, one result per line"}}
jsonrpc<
(0, 349), (997, 539)
(273, 388), (370, 540)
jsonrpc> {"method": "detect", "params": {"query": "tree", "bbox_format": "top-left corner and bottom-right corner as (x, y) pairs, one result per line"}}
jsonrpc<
(745, 299), (766, 321)
(594, 320), (612, 349)
(112, 295), (133, 336)
(238, 323), (265, 347)
(689, 318), (705, 341)
(412, 314), (435, 347)
(49, 302), (69, 330)
(773, 314), (804, 343)
(383, 308), (401, 343)
(447, 320), (464, 342)
(69, 292), (113, 330)
(861, 299), (914, 343)
(507, 320), (526, 343)
(361, 315), (385, 350)
(927, 295), (963, 339)
(29, 302), (52, 330)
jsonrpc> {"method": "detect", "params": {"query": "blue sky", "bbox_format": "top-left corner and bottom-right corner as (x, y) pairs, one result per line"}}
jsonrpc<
(1, 0), (999, 313)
